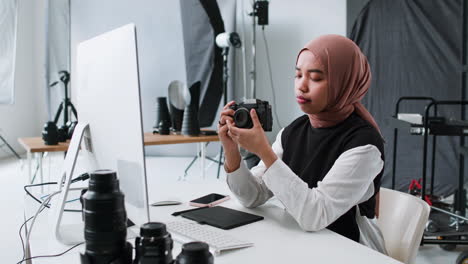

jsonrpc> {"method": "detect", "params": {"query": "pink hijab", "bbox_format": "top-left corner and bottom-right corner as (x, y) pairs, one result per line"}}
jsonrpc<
(298, 34), (381, 134)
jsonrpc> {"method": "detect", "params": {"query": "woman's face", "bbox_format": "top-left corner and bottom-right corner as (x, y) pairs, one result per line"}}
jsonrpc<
(294, 50), (328, 114)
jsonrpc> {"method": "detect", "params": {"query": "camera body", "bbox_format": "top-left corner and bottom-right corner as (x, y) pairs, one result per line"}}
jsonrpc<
(229, 99), (273, 131)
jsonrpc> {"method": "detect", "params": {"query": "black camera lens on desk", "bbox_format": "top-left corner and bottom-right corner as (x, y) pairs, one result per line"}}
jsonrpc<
(57, 125), (68, 142)
(42, 121), (59, 145)
(175, 242), (213, 264)
(80, 170), (132, 264)
(134, 222), (174, 264)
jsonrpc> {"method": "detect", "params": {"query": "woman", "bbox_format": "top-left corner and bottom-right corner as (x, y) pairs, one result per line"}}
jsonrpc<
(217, 34), (387, 254)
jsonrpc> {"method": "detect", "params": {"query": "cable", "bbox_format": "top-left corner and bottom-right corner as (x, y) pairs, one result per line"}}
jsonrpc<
(23, 172), (89, 212)
(19, 191), (60, 264)
(71, 172), (90, 183)
(24, 182), (57, 208)
(16, 242), (84, 264)
(19, 172), (89, 263)
(18, 205), (48, 263)
(18, 215), (34, 263)
(261, 27), (283, 128)
(24, 183), (81, 212)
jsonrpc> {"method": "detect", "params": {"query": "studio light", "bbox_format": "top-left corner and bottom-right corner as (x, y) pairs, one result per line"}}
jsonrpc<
(215, 32), (242, 49)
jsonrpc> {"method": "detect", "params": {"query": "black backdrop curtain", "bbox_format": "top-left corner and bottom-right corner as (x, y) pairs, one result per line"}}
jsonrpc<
(349, 0), (462, 196)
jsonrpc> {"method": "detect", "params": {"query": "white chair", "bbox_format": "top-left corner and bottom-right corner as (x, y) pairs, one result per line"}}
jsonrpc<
(377, 188), (430, 264)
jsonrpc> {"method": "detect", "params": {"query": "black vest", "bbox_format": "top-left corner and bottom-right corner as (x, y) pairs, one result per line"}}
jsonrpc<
(281, 113), (384, 242)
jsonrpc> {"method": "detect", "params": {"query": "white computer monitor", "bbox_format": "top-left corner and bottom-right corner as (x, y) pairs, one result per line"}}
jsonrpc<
(52, 23), (150, 245)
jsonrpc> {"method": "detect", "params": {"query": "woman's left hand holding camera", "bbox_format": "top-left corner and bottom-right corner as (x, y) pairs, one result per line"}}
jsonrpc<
(227, 109), (278, 168)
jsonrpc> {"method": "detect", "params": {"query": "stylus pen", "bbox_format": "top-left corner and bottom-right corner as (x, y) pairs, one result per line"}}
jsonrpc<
(172, 207), (207, 216)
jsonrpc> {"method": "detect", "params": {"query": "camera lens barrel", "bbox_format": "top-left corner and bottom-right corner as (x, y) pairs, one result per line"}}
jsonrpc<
(134, 222), (174, 264)
(42, 121), (59, 145)
(233, 108), (253, 129)
(175, 242), (213, 264)
(80, 170), (131, 263)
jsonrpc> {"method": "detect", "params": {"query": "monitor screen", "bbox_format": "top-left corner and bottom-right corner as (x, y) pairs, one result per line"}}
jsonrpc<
(75, 23), (150, 227)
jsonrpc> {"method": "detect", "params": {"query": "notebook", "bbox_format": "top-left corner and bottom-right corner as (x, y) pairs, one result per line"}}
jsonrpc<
(180, 206), (264, 230)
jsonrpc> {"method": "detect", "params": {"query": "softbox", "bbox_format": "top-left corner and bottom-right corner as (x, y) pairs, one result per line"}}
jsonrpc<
(179, 0), (226, 127)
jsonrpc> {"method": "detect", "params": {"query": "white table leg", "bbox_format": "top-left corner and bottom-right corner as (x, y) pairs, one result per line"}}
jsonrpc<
(27, 151), (32, 184)
(36, 153), (43, 192)
(201, 142), (206, 179)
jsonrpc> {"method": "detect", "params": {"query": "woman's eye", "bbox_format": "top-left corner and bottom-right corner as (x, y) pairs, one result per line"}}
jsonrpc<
(310, 74), (323, 81)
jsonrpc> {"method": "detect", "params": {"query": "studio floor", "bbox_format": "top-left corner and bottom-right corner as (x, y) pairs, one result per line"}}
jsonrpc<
(0, 153), (464, 264)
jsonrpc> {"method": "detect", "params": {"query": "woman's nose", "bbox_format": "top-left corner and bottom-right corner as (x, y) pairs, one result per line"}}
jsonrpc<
(297, 78), (308, 93)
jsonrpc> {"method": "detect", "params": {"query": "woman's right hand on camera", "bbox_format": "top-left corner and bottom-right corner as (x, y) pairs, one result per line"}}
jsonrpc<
(218, 101), (241, 172)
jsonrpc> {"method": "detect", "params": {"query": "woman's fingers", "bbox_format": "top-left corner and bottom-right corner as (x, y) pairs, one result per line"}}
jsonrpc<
(218, 123), (228, 133)
(250, 109), (262, 128)
(219, 115), (234, 125)
(227, 129), (238, 142)
(223, 100), (236, 110)
(226, 120), (241, 135)
(221, 108), (235, 115)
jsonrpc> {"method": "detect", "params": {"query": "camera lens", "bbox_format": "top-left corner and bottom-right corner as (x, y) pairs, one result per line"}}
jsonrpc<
(42, 121), (59, 145)
(134, 222), (174, 264)
(233, 108), (252, 128)
(175, 242), (213, 264)
(81, 170), (131, 263)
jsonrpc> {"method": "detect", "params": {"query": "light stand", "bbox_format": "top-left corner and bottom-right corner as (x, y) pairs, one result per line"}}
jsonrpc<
(248, 0), (269, 99)
(215, 32), (242, 178)
(50, 70), (78, 136)
(222, 47), (230, 106)
(215, 32), (242, 106)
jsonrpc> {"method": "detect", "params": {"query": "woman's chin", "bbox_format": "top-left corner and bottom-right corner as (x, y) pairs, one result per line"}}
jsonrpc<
(300, 105), (320, 115)
(299, 104), (315, 114)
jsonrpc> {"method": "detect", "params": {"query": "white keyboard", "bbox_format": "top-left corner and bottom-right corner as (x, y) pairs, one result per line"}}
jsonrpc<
(166, 220), (253, 254)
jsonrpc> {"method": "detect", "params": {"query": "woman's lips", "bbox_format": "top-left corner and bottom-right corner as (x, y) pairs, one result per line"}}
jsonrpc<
(296, 96), (311, 104)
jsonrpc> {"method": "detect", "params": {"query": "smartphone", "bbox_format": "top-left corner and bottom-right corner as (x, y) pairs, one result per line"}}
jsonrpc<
(189, 193), (230, 207)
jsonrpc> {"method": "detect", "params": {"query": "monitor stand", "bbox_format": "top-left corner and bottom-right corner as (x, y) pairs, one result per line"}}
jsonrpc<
(51, 123), (136, 245)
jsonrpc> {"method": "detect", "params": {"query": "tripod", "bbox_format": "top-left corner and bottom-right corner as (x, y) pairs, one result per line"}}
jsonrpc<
(0, 134), (20, 159)
(50, 71), (77, 130)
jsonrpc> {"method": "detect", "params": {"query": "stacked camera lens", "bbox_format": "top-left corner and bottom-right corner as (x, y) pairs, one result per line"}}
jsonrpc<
(134, 224), (213, 264)
(175, 242), (213, 264)
(134, 222), (174, 264)
(42, 121), (59, 145)
(181, 82), (201, 136)
(78, 170), (215, 264)
(80, 170), (132, 264)
(154, 97), (172, 135)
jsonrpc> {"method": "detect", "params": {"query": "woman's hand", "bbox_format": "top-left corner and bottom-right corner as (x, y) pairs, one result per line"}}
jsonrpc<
(218, 101), (241, 172)
(227, 109), (278, 168)
(218, 101), (237, 150)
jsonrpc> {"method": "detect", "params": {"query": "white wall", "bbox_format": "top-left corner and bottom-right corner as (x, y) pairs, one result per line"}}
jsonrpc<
(70, 0), (237, 157)
(0, 0), (346, 158)
(234, 0), (347, 140)
(0, 0), (47, 159)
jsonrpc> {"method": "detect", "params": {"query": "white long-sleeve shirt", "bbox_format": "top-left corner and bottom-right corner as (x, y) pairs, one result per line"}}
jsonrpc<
(226, 128), (388, 254)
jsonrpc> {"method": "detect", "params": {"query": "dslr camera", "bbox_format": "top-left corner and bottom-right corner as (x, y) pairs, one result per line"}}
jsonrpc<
(229, 99), (273, 131)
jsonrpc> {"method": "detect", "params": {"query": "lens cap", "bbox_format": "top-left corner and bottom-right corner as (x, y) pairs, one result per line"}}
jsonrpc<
(176, 242), (213, 264)
(90, 170), (117, 181)
(140, 222), (168, 238)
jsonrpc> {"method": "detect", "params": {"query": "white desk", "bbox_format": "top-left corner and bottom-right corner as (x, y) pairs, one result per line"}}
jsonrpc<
(25, 178), (402, 264)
